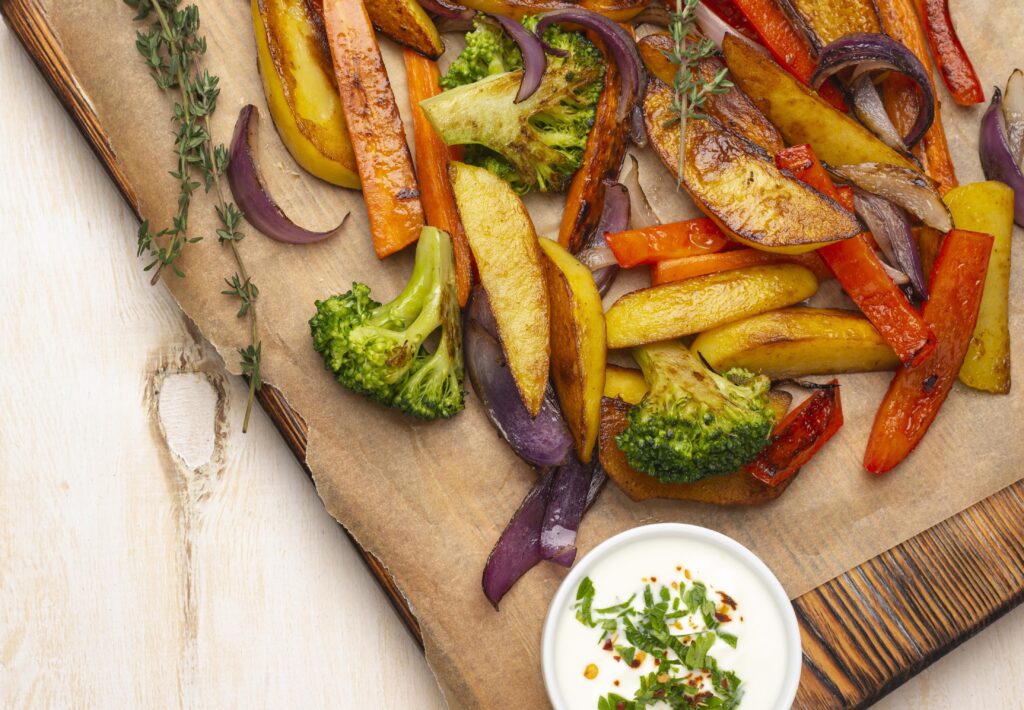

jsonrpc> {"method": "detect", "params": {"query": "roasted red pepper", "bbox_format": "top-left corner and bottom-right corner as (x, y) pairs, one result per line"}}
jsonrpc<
(864, 229), (993, 474)
(605, 218), (729, 268)
(775, 144), (935, 366)
(701, 0), (759, 40)
(915, 0), (984, 106)
(747, 384), (844, 488)
(729, 0), (847, 111)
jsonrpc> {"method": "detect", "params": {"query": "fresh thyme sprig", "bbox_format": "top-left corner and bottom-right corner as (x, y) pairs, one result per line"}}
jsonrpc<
(127, 0), (262, 432)
(667, 0), (734, 181)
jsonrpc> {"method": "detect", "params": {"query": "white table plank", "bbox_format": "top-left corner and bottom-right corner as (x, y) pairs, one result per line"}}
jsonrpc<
(0, 19), (1020, 710)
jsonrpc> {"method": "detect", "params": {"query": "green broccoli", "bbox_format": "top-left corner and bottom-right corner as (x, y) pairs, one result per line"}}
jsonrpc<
(425, 16), (605, 194)
(616, 342), (776, 484)
(309, 227), (465, 420)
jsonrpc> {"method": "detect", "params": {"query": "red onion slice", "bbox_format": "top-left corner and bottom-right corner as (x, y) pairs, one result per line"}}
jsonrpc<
(487, 14), (548, 103)
(621, 154), (659, 229)
(540, 455), (598, 563)
(812, 33), (934, 148)
(535, 9), (646, 122)
(417, 0), (473, 20)
(850, 74), (911, 155)
(227, 105), (345, 244)
(582, 179), (630, 295)
(1003, 69), (1024, 165)
(853, 188), (927, 298)
(980, 84), (1024, 227)
(694, 0), (746, 50)
(830, 162), (953, 232)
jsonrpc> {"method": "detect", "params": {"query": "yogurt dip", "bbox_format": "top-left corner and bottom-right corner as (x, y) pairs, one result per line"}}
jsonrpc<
(541, 524), (800, 709)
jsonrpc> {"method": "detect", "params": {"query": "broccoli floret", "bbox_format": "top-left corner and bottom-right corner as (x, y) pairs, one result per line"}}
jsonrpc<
(616, 342), (776, 484)
(426, 16), (605, 194)
(309, 227), (465, 420)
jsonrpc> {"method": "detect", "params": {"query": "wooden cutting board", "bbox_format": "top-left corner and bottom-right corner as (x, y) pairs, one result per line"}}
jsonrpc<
(5, 0), (1024, 706)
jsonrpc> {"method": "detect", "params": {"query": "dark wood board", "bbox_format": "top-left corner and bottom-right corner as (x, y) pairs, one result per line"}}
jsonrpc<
(4, 0), (1022, 706)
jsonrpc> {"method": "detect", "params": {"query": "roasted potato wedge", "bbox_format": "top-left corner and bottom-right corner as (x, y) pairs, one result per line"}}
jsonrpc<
(637, 35), (784, 154)
(451, 162), (550, 415)
(691, 308), (900, 378)
(253, 0), (359, 188)
(599, 394), (794, 504)
(605, 264), (820, 349)
(780, 0), (881, 48)
(722, 35), (919, 171)
(365, 0), (443, 59)
(603, 365), (648, 405)
(539, 239), (606, 461)
(643, 81), (860, 253)
(944, 182), (1015, 393)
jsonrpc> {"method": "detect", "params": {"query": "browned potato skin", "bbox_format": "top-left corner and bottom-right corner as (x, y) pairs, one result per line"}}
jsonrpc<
(364, 0), (443, 59)
(539, 239), (606, 462)
(637, 35), (784, 154)
(450, 162), (550, 415)
(599, 394), (794, 504)
(605, 263), (820, 350)
(691, 308), (900, 378)
(643, 80), (860, 253)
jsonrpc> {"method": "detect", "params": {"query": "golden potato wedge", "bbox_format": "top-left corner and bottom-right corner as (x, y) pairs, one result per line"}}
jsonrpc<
(781, 0), (881, 48)
(364, 0), (443, 59)
(637, 35), (784, 154)
(722, 35), (919, 171)
(450, 162), (550, 415)
(605, 264), (819, 349)
(253, 0), (359, 187)
(944, 182), (1015, 393)
(539, 238), (607, 462)
(599, 393), (793, 504)
(603, 365), (647, 405)
(691, 308), (900, 378)
(643, 81), (859, 253)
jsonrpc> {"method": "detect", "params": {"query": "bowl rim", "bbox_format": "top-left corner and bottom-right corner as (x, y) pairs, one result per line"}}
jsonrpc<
(540, 522), (802, 710)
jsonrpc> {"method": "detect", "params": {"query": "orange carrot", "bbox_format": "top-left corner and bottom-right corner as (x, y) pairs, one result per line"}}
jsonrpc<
(403, 49), (473, 306)
(651, 248), (832, 285)
(606, 218), (729, 268)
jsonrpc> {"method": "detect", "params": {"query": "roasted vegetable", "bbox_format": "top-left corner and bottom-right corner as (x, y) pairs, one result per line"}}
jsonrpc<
(606, 217), (729, 268)
(780, 0), (881, 48)
(309, 227), (464, 419)
(252, 0), (359, 187)
(605, 264), (819, 350)
(722, 34), (919, 171)
(540, 239), (607, 462)
(457, 0), (649, 21)
(322, 0), (424, 257)
(425, 17), (604, 194)
(944, 182), (1015, 393)
(364, 0), (443, 59)
(651, 248), (831, 285)
(450, 161), (550, 415)
(915, 0), (984, 105)
(615, 341), (776, 484)
(643, 81), (860, 253)
(691, 308), (900, 378)
(865, 230), (993, 474)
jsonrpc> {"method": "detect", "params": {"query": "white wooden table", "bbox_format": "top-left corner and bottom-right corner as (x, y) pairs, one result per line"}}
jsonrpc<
(1, 22), (1021, 709)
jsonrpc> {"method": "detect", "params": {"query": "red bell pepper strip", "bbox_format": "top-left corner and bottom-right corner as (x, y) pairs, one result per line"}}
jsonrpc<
(729, 0), (847, 111)
(915, 0), (984, 106)
(775, 144), (935, 366)
(864, 229), (993, 474)
(651, 248), (832, 285)
(747, 384), (844, 488)
(701, 0), (759, 40)
(605, 218), (729, 268)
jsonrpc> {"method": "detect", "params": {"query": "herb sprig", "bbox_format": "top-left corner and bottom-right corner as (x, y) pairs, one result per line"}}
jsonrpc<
(127, 0), (262, 431)
(667, 0), (734, 180)
(576, 576), (742, 710)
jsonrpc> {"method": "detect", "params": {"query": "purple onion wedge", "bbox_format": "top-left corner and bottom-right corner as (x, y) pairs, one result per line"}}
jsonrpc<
(540, 455), (598, 564)
(486, 14), (548, 103)
(464, 298), (573, 468)
(830, 162), (953, 232)
(227, 105), (346, 244)
(980, 85), (1024, 227)
(853, 188), (927, 298)
(576, 180), (630, 295)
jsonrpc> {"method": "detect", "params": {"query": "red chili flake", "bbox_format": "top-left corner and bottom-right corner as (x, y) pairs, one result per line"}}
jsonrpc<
(613, 680), (620, 687)
(718, 591), (738, 609)
(715, 612), (732, 623)
(616, 703), (626, 710)
(653, 689), (666, 698)
(603, 640), (614, 651)
(654, 658), (661, 666)
(651, 576), (658, 583)
(630, 659), (642, 668)
(722, 676), (730, 689)
(613, 655), (621, 662)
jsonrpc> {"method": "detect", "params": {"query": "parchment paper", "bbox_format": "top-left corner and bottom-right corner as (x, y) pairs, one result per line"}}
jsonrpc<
(38, 1), (1024, 706)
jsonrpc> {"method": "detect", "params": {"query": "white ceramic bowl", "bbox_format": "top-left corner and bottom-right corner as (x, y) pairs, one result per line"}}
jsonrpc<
(540, 523), (801, 709)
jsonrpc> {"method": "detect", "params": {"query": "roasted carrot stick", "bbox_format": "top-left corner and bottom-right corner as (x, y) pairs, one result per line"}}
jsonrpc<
(606, 218), (729, 268)
(651, 248), (832, 285)
(747, 384), (844, 488)
(915, 0), (984, 106)
(559, 48), (629, 252)
(322, 0), (424, 258)
(403, 49), (473, 306)
(875, 0), (958, 193)
(776, 144), (935, 365)
(863, 229), (992, 474)
(729, 0), (847, 111)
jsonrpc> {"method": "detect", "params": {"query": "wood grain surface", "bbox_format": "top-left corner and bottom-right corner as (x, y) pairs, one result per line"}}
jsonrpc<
(3, 0), (1023, 707)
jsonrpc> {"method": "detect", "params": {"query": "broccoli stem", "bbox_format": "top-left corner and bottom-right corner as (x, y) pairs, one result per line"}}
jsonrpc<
(633, 341), (729, 409)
